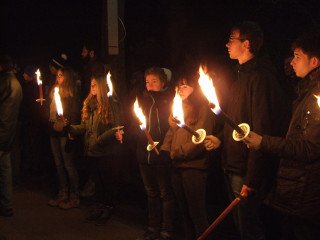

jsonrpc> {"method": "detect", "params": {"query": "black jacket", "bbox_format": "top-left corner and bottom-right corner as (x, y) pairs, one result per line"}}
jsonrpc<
(136, 88), (174, 164)
(262, 68), (320, 220)
(222, 55), (290, 190)
(0, 72), (22, 151)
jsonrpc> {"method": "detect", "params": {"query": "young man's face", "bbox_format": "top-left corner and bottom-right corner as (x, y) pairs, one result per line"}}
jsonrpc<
(145, 74), (164, 92)
(226, 30), (246, 60)
(291, 48), (318, 78)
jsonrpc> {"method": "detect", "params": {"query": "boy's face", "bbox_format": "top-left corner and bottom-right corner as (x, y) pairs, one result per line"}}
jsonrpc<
(145, 74), (164, 92)
(291, 48), (318, 78)
(226, 30), (246, 60)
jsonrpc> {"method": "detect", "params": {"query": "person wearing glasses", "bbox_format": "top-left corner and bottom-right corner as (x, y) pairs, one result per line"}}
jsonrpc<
(204, 21), (290, 239)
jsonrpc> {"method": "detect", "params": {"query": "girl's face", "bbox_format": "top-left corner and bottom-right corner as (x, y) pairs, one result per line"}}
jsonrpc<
(145, 74), (165, 92)
(178, 84), (194, 100)
(56, 70), (64, 85)
(90, 79), (98, 96)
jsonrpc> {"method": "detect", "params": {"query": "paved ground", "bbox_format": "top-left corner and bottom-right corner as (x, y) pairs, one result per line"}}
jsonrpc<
(0, 173), (240, 240)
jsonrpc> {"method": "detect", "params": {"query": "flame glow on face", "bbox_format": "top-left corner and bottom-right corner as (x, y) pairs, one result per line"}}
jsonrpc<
(198, 66), (221, 114)
(35, 69), (42, 85)
(172, 89), (185, 127)
(133, 98), (146, 130)
(315, 94), (320, 108)
(54, 87), (63, 116)
(106, 71), (113, 97)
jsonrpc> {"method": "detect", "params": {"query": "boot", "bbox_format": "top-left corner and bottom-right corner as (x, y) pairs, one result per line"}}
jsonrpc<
(48, 190), (68, 207)
(58, 193), (80, 210)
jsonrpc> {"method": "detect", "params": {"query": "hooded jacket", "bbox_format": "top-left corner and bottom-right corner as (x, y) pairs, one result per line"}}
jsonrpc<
(261, 67), (320, 220)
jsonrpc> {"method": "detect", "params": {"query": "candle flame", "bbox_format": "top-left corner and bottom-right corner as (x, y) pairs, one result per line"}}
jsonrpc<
(35, 69), (42, 85)
(133, 98), (146, 130)
(315, 94), (320, 108)
(172, 89), (185, 127)
(54, 87), (63, 116)
(198, 66), (221, 114)
(106, 71), (113, 97)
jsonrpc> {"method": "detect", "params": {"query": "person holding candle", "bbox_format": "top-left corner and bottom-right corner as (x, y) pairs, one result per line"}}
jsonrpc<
(67, 74), (123, 225)
(160, 77), (214, 240)
(204, 21), (290, 240)
(135, 67), (175, 240)
(243, 30), (320, 240)
(48, 67), (81, 209)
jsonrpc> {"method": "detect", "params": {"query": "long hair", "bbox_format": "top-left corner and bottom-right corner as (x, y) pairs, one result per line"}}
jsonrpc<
(50, 67), (76, 98)
(82, 76), (112, 124)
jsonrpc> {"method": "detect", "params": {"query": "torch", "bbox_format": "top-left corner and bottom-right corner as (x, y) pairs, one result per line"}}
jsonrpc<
(133, 98), (159, 155)
(315, 94), (320, 108)
(197, 194), (244, 240)
(172, 90), (206, 144)
(54, 87), (64, 122)
(198, 66), (250, 141)
(106, 71), (123, 143)
(35, 69), (45, 105)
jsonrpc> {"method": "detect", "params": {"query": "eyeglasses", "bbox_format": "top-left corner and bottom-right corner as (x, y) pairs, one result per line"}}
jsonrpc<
(228, 37), (246, 42)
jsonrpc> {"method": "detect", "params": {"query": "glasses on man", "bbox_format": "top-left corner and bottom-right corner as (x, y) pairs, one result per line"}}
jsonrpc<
(228, 37), (246, 42)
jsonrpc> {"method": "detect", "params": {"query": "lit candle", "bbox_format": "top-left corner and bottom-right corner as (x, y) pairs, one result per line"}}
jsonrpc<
(106, 71), (113, 97)
(54, 87), (64, 121)
(198, 66), (249, 141)
(315, 94), (320, 108)
(172, 90), (206, 144)
(133, 98), (159, 154)
(35, 69), (45, 105)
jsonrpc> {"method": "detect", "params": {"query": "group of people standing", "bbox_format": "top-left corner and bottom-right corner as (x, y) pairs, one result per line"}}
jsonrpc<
(0, 20), (320, 240)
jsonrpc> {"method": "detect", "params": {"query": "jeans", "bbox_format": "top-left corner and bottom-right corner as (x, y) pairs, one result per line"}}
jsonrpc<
(50, 136), (78, 193)
(171, 168), (208, 240)
(139, 164), (175, 235)
(225, 172), (265, 240)
(0, 151), (13, 210)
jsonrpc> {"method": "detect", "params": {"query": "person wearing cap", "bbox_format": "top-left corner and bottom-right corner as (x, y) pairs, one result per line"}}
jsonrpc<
(160, 76), (214, 240)
(135, 67), (175, 240)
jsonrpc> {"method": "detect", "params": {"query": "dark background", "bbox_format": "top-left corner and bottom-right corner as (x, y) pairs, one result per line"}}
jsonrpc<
(1, 0), (320, 80)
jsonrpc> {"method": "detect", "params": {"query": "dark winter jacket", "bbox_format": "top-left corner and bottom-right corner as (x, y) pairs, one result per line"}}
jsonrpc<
(0, 72), (22, 151)
(136, 88), (174, 164)
(262, 67), (320, 220)
(161, 98), (214, 170)
(70, 96), (122, 157)
(222, 55), (290, 190)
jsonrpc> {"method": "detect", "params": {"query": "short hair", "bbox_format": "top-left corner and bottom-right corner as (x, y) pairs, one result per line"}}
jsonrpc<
(231, 21), (264, 55)
(144, 67), (167, 85)
(291, 30), (320, 59)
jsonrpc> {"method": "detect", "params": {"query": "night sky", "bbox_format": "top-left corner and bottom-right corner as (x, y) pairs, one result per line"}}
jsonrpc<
(1, 0), (320, 77)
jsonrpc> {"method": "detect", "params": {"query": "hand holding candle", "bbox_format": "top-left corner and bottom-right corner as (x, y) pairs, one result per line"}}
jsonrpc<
(35, 69), (45, 105)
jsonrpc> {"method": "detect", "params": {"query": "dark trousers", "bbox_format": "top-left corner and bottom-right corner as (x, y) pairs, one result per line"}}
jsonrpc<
(171, 168), (208, 240)
(88, 156), (116, 206)
(279, 213), (320, 240)
(139, 163), (174, 235)
(225, 172), (265, 240)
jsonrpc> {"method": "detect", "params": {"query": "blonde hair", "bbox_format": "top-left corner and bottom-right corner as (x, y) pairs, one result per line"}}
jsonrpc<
(82, 76), (113, 124)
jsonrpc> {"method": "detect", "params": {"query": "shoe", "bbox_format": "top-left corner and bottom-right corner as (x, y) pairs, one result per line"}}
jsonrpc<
(136, 230), (160, 240)
(59, 193), (80, 210)
(94, 206), (114, 226)
(48, 190), (68, 207)
(0, 208), (13, 217)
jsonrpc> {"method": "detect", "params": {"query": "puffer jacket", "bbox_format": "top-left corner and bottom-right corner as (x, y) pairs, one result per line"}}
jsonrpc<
(0, 72), (22, 151)
(70, 96), (122, 157)
(222, 55), (290, 190)
(136, 88), (174, 164)
(161, 99), (214, 170)
(261, 67), (320, 220)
